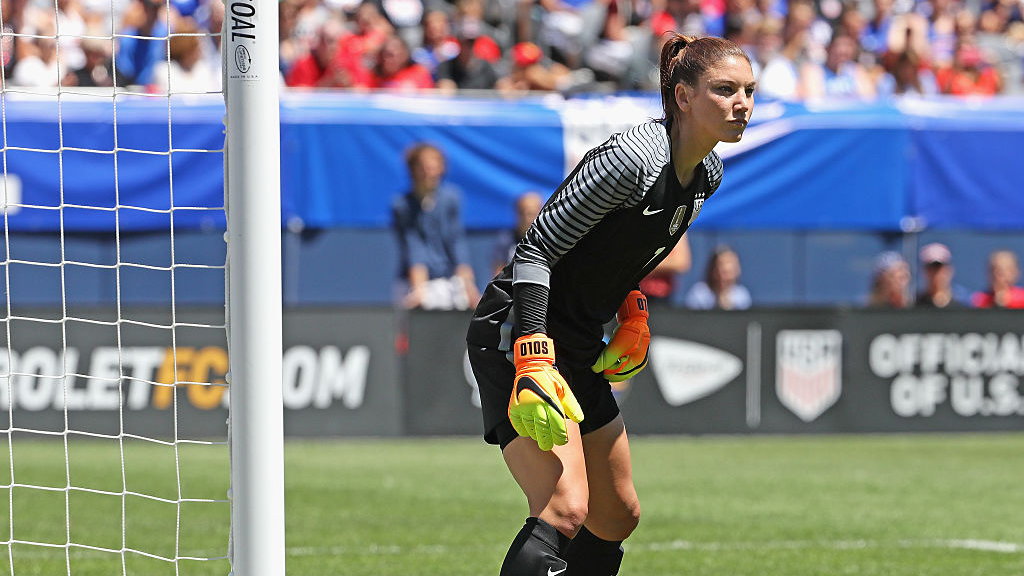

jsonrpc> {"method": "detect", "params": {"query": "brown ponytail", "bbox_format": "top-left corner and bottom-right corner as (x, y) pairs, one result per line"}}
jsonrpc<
(658, 33), (750, 127)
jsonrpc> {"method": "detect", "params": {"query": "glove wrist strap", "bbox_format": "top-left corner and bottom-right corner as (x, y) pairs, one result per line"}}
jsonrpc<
(618, 290), (649, 322)
(514, 333), (556, 366)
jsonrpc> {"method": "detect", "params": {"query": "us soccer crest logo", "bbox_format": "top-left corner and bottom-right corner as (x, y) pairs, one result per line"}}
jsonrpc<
(775, 330), (843, 422)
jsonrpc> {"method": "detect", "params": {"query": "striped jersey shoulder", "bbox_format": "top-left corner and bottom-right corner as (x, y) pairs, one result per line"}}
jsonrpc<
(702, 150), (724, 196)
(613, 121), (672, 193)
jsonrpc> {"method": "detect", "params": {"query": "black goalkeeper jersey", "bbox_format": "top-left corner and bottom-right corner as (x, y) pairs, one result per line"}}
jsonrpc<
(467, 121), (723, 352)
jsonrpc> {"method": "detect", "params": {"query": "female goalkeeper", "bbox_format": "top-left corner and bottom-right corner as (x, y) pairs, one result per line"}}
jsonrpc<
(466, 34), (756, 575)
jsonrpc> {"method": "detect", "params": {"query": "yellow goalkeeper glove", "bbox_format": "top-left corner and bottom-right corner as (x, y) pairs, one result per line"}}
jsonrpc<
(509, 334), (584, 451)
(592, 290), (650, 382)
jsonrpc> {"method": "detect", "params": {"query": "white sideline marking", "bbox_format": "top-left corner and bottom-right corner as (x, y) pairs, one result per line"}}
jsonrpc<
(284, 538), (1024, 557)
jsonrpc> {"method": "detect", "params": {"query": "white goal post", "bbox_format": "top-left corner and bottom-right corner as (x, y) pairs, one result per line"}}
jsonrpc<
(0, 0), (284, 570)
(223, 0), (285, 572)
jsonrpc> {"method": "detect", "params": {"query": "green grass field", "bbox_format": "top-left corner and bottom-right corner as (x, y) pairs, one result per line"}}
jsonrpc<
(2, 433), (1023, 576)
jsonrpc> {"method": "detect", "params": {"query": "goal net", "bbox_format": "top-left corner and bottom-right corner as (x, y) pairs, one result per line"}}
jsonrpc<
(0, 0), (282, 571)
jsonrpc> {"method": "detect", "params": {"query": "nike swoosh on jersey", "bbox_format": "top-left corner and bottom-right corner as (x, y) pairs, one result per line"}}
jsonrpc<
(547, 567), (567, 576)
(642, 206), (664, 216)
(514, 375), (565, 418)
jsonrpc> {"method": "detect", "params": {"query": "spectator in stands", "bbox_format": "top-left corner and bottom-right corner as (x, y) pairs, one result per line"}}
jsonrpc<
(10, 19), (61, 86)
(452, 0), (503, 60)
(379, 0), (424, 49)
(935, 38), (1003, 94)
(919, 0), (959, 67)
(877, 16), (939, 96)
(649, 0), (711, 40)
(149, 18), (221, 93)
(685, 245), (752, 310)
(1, 0), (32, 81)
(492, 191), (544, 275)
(116, 0), (169, 86)
(194, 0), (224, 78)
(412, 10), (461, 77)
(55, 0), (88, 72)
(338, 1), (395, 73)
(799, 32), (877, 99)
(867, 250), (911, 308)
(755, 3), (819, 100)
(496, 40), (574, 92)
(532, 0), (608, 69)
(915, 242), (970, 308)
(640, 234), (692, 306)
(582, 0), (636, 89)
(437, 20), (502, 93)
(63, 33), (116, 87)
(860, 0), (896, 57)
(972, 249), (1024, 308)
(877, 46), (940, 95)
(369, 34), (435, 90)
(391, 142), (480, 310)
(977, 3), (1024, 93)
(286, 16), (370, 88)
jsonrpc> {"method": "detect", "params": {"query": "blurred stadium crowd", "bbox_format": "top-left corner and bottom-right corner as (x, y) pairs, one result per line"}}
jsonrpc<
(2, 0), (1022, 96)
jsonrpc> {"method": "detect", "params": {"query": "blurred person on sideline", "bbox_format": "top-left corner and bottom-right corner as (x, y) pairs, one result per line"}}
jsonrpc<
(639, 234), (691, 306)
(915, 242), (970, 308)
(492, 191), (545, 276)
(972, 249), (1024, 308)
(391, 142), (479, 311)
(867, 250), (911, 308)
(684, 244), (751, 310)
(467, 34), (755, 575)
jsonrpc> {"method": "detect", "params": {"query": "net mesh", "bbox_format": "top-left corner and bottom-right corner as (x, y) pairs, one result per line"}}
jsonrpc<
(0, 0), (229, 573)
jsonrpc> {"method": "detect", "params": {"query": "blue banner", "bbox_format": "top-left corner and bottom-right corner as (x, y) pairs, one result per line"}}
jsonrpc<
(1, 93), (1022, 232)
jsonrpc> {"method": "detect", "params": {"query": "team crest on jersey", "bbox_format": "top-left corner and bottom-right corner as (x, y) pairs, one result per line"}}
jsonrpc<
(688, 198), (704, 226)
(669, 206), (687, 235)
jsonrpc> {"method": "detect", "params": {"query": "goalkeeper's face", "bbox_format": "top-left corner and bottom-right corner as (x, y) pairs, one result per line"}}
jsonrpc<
(679, 55), (756, 144)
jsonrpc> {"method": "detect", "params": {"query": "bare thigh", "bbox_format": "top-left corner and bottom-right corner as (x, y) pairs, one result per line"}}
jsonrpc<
(502, 420), (589, 538)
(580, 415), (641, 541)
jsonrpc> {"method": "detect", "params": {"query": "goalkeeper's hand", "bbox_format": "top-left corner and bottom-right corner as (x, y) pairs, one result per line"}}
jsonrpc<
(509, 334), (584, 451)
(591, 290), (650, 382)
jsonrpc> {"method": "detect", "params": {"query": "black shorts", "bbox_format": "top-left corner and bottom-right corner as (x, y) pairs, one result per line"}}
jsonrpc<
(467, 342), (621, 450)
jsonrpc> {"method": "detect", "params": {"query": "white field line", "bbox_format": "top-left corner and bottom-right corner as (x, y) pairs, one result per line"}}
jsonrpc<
(284, 538), (1024, 557)
(7, 538), (1020, 560)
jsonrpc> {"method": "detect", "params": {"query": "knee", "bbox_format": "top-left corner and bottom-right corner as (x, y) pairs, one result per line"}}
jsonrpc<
(620, 500), (641, 536)
(545, 497), (589, 537)
(595, 499), (641, 541)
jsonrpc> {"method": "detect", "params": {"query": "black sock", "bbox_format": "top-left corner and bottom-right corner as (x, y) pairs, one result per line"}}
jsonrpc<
(499, 517), (570, 576)
(563, 525), (624, 576)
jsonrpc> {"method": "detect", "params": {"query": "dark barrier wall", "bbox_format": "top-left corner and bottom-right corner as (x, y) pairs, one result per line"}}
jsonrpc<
(3, 307), (1022, 437)
(407, 308), (1024, 436)
(1, 307), (402, 439)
